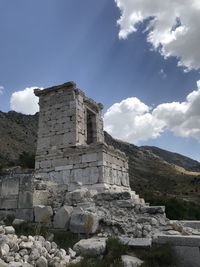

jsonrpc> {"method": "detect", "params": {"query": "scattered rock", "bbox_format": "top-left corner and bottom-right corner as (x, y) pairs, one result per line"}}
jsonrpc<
(119, 237), (152, 247)
(12, 219), (25, 226)
(36, 256), (48, 267)
(34, 205), (53, 223)
(53, 205), (73, 229)
(70, 209), (99, 234)
(121, 255), (143, 267)
(4, 227), (15, 235)
(73, 238), (106, 257)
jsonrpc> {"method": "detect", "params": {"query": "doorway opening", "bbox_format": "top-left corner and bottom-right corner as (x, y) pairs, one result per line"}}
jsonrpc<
(86, 109), (97, 144)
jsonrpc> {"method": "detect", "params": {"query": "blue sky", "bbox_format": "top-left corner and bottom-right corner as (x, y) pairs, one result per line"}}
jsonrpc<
(0, 0), (200, 161)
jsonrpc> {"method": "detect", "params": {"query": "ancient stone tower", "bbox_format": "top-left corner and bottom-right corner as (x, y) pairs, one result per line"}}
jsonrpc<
(34, 82), (129, 191)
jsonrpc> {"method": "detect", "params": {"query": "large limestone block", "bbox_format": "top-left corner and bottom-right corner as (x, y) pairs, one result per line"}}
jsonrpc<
(121, 255), (143, 267)
(119, 237), (152, 248)
(82, 153), (97, 163)
(65, 187), (94, 205)
(0, 259), (7, 267)
(16, 208), (33, 222)
(34, 205), (53, 223)
(1, 178), (19, 196)
(53, 205), (73, 229)
(70, 208), (99, 234)
(73, 238), (106, 257)
(18, 191), (33, 208)
(141, 206), (165, 214)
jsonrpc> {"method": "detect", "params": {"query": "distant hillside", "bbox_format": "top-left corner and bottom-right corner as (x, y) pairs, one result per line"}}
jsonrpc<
(0, 111), (38, 166)
(104, 131), (200, 203)
(0, 111), (200, 205)
(141, 146), (200, 172)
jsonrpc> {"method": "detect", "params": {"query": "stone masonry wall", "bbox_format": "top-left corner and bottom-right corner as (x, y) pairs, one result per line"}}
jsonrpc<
(0, 171), (34, 221)
(35, 82), (104, 157)
(35, 143), (129, 191)
(34, 82), (129, 191)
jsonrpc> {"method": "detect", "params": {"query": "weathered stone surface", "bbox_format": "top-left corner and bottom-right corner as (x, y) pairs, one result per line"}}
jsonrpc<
(73, 238), (106, 257)
(179, 220), (200, 230)
(4, 226), (15, 235)
(121, 255), (143, 267)
(174, 246), (200, 267)
(36, 256), (48, 267)
(18, 191), (33, 209)
(34, 83), (130, 190)
(15, 208), (33, 222)
(119, 237), (152, 247)
(0, 243), (9, 256)
(12, 219), (25, 226)
(0, 259), (8, 267)
(140, 206), (165, 214)
(70, 209), (99, 234)
(95, 191), (131, 201)
(34, 205), (53, 223)
(53, 205), (73, 229)
(154, 235), (200, 247)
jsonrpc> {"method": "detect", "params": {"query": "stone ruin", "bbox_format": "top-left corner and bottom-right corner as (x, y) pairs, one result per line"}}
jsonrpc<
(34, 81), (130, 192)
(0, 82), (200, 267)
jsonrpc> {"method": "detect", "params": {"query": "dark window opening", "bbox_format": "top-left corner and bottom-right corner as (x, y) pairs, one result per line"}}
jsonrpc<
(87, 109), (97, 144)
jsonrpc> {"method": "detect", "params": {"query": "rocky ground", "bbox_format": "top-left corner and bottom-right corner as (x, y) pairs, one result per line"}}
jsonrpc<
(0, 224), (80, 267)
(0, 223), (145, 267)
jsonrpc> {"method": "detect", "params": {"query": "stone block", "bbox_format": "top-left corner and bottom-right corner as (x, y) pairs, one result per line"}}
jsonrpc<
(34, 205), (53, 223)
(1, 178), (19, 196)
(141, 206), (165, 214)
(180, 220), (200, 230)
(18, 191), (33, 208)
(174, 245), (200, 267)
(16, 209), (33, 221)
(154, 235), (200, 247)
(119, 237), (152, 247)
(55, 165), (73, 171)
(0, 197), (18, 209)
(73, 238), (106, 257)
(82, 153), (97, 163)
(121, 255), (143, 267)
(53, 205), (73, 229)
(70, 208), (99, 234)
(19, 175), (33, 190)
(33, 190), (49, 206)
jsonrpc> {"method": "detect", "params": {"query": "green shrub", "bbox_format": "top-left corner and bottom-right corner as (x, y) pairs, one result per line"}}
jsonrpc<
(14, 222), (49, 237)
(53, 231), (80, 251)
(136, 244), (177, 267)
(144, 194), (200, 220)
(105, 237), (128, 264)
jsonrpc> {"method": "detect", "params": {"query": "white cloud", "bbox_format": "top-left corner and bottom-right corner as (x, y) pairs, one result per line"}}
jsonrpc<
(10, 87), (41, 115)
(104, 97), (165, 143)
(115, 0), (200, 71)
(104, 80), (200, 143)
(0, 86), (4, 95)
